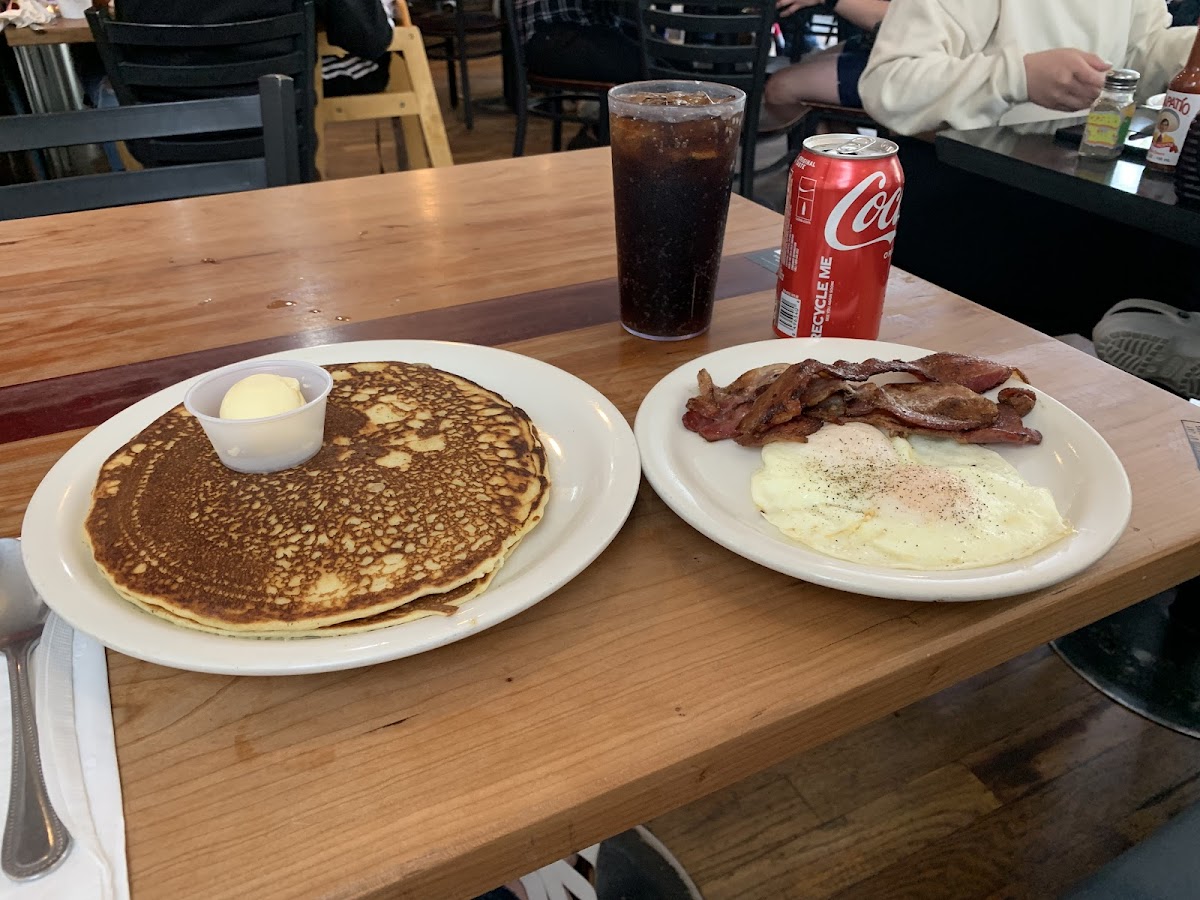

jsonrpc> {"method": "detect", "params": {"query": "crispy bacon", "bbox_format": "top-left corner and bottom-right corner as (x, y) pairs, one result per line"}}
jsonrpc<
(996, 386), (1036, 417)
(757, 417), (824, 445)
(840, 382), (999, 431)
(960, 391), (1042, 445)
(891, 352), (1024, 393)
(733, 368), (843, 444)
(682, 352), (1040, 447)
(682, 364), (788, 441)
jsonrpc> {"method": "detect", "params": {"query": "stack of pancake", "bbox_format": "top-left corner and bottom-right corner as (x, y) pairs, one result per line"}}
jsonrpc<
(84, 361), (549, 637)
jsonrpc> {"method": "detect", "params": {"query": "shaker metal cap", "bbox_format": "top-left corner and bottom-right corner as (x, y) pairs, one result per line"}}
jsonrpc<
(1105, 68), (1141, 90)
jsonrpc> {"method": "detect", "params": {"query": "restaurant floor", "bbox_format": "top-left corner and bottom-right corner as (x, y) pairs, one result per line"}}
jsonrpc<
(322, 57), (1200, 899)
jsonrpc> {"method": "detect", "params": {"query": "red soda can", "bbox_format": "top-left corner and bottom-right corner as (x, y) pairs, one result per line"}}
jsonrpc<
(773, 135), (904, 339)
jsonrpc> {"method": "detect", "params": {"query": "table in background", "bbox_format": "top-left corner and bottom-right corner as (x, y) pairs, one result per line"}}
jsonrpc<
(935, 113), (1199, 250)
(3, 17), (100, 175)
(939, 115), (1200, 734)
(3, 17), (94, 47)
(2, 149), (1200, 899)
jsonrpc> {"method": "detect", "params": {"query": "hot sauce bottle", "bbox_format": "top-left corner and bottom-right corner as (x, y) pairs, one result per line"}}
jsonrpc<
(1147, 22), (1200, 172)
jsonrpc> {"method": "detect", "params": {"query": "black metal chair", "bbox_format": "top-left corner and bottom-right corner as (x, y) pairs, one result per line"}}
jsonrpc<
(86, 2), (317, 180)
(635, 0), (775, 197)
(501, 0), (614, 156)
(0, 75), (301, 221)
(412, 0), (503, 130)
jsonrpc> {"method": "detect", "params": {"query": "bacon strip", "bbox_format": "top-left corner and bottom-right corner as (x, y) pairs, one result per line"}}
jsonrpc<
(960, 391), (1042, 445)
(682, 364), (787, 441)
(683, 352), (1040, 447)
(891, 352), (1023, 393)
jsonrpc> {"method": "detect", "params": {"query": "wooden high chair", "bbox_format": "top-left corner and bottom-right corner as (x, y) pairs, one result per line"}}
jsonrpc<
(314, 0), (453, 177)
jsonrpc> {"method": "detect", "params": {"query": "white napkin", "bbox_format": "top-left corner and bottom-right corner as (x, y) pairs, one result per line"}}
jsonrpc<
(0, 1), (55, 33)
(0, 614), (128, 900)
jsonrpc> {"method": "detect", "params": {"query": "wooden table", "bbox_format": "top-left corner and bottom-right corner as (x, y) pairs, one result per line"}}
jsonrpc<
(935, 113), (1200, 249)
(3, 149), (1200, 899)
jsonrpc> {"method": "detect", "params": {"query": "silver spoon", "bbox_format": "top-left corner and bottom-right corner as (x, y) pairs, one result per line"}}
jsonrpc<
(0, 539), (70, 880)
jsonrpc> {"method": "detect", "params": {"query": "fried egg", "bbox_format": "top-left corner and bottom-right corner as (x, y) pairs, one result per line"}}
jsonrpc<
(750, 422), (1071, 570)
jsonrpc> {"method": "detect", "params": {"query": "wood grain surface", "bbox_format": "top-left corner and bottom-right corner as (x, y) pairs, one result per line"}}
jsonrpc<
(0, 256), (775, 443)
(2, 151), (1199, 900)
(648, 643), (1200, 899)
(0, 149), (782, 388)
(2, 17), (94, 47)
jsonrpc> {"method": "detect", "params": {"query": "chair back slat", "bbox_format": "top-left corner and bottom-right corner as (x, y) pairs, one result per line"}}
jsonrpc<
(1, 160), (269, 220)
(0, 94), (262, 151)
(97, 12), (308, 47)
(643, 37), (759, 68)
(642, 8), (763, 35)
(117, 54), (308, 88)
(0, 75), (301, 221)
(130, 136), (269, 164)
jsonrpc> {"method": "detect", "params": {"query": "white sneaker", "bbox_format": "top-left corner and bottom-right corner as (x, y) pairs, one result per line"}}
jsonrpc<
(517, 845), (599, 900)
(1092, 299), (1200, 398)
(507, 826), (704, 900)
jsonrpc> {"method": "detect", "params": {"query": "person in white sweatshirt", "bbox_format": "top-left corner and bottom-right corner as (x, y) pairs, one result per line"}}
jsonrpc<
(859, 0), (1198, 135)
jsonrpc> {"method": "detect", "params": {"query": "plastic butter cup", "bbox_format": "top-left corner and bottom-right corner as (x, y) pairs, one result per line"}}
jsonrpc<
(183, 360), (333, 473)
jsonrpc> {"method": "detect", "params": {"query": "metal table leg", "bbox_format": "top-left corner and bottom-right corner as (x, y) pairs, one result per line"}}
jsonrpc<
(12, 42), (103, 177)
(1052, 577), (1200, 737)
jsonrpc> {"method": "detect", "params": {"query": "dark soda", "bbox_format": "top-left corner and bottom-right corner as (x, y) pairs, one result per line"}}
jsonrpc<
(609, 83), (745, 341)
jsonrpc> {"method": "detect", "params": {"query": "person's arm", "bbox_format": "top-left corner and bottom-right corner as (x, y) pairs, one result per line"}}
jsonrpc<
(857, 0), (1030, 135)
(777, 0), (886, 30)
(317, 0), (392, 59)
(1126, 0), (1198, 99)
(829, 0), (888, 32)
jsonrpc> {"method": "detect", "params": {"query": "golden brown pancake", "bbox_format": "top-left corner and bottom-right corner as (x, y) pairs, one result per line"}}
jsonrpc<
(111, 510), (542, 637)
(84, 361), (548, 636)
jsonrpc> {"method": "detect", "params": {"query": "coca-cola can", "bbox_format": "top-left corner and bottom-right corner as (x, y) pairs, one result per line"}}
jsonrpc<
(773, 134), (904, 339)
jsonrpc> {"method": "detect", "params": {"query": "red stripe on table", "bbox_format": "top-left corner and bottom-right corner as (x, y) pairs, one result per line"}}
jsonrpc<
(0, 253), (776, 444)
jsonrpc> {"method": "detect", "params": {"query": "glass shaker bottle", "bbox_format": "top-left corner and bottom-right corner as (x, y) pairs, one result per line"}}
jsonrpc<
(1079, 68), (1141, 160)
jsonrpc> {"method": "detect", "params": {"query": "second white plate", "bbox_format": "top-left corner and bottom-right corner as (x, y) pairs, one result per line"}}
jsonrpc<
(634, 338), (1131, 601)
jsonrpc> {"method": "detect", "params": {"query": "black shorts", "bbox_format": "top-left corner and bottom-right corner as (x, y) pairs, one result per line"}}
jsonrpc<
(835, 47), (868, 107)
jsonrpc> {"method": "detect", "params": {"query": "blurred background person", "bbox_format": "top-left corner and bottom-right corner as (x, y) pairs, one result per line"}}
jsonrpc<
(321, 0), (396, 98)
(853, 0), (1198, 342)
(859, 0), (1197, 135)
(513, 0), (640, 84)
(765, 0), (890, 120)
(511, 0), (641, 147)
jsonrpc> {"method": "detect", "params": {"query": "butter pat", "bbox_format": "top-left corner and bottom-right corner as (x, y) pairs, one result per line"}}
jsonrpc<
(219, 373), (306, 420)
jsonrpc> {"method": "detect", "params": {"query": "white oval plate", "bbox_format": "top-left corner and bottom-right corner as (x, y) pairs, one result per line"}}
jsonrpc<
(22, 341), (641, 675)
(634, 338), (1131, 601)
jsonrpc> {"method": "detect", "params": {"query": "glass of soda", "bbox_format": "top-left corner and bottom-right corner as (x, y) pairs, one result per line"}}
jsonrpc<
(608, 80), (746, 341)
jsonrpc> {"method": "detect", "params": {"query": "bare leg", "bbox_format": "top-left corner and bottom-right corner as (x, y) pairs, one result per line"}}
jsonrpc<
(764, 45), (846, 122)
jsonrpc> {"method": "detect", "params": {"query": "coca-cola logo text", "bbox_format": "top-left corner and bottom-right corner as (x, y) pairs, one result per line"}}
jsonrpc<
(823, 171), (903, 254)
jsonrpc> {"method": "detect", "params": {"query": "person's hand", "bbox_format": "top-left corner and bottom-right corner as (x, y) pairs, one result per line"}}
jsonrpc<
(776, 0), (823, 18)
(1023, 49), (1110, 112)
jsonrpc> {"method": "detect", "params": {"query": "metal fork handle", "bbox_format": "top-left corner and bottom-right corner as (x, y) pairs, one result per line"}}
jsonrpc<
(3, 636), (70, 880)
